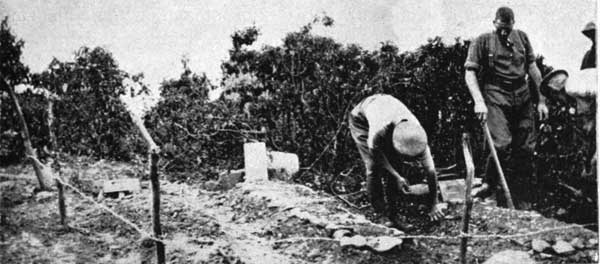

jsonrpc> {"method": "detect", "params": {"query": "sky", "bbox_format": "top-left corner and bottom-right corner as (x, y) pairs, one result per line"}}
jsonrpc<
(1, 0), (597, 89)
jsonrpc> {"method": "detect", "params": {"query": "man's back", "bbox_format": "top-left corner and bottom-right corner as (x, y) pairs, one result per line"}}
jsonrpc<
(351, 94), (420, 129)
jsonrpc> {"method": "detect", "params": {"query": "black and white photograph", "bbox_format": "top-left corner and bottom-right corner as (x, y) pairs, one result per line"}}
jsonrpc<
(0, 1), (597, 263)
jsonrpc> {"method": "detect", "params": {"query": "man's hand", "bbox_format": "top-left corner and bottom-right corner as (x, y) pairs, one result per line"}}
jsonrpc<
(428, 203), (446, 221)
(474, 101), (488, 123)
(537, 100), (549, 121)
(396, 176), (411, 194)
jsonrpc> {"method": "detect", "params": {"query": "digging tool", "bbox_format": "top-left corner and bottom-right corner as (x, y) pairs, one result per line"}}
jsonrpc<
(483, 123), (514, 209)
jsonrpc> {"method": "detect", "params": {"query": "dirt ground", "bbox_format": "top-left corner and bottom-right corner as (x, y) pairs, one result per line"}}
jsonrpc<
(1, 159), (598, 263)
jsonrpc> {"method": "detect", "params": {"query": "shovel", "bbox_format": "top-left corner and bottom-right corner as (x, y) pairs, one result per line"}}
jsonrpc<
(483, 123), (515, 209)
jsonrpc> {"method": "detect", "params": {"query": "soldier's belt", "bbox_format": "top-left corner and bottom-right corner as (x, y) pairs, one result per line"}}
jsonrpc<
(488, 76), (526, 90)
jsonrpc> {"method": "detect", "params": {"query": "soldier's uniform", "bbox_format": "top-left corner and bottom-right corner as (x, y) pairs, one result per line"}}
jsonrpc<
(465, 29), (537, 206)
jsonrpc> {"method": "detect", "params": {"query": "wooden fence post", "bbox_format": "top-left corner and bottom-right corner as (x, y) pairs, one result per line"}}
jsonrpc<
(56, 179), (66, 226)
(150, 149), (165, 264)
(46, 96), (67, 227)
(460, 133), (475, 264)
(125, 108), (165, 264)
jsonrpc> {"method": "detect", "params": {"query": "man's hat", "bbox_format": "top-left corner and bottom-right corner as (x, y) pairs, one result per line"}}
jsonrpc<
(495, 7), (514, 24)
(582, 22), (595, 38)
(392, 121), (427, 158)
(540, 69), (569, 98)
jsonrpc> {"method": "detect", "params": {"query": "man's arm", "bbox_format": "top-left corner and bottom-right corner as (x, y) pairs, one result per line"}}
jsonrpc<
(464, 35), (488, 123)
(528, 63), (549, 120)
(465, 70), (488, 122)
(371, 148), (410, 194)
(367, 123), (410, 193)
(521, 30), (549, 120)
(421, 146), (445, 221)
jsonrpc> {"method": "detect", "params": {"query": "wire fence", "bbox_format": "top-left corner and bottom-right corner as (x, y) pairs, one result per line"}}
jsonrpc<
(48, 172), (594, 244)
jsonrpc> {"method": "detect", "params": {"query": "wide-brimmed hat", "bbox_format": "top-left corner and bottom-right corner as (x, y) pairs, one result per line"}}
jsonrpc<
(540, 69), (569, 97)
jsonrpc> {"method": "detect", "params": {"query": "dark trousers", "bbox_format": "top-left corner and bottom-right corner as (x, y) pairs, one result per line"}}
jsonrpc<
(483, 83), (536, 206)
(348, 113), (399, 216)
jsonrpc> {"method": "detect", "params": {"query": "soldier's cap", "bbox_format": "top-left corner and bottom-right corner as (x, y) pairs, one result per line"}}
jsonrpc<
(582, 22), (595, 38)
(495, 7), (514, 25)
(540, 69), (569, 98)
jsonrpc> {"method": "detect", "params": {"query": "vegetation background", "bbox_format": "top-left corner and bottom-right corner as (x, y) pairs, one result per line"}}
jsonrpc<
(1, 16), (595, 225)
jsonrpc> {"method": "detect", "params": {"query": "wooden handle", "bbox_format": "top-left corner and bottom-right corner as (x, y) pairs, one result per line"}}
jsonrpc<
(483, 123), (514, 209)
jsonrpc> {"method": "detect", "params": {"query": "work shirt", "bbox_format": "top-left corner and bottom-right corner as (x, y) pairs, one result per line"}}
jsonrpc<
(349, 94), (422, 153)
(465, 29), (536, 83)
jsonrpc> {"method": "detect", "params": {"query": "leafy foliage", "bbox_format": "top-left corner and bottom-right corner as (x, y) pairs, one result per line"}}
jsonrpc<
(0, 16), (31, 162)
(1, 37), (146, 161)
(144, 67), (266, 181)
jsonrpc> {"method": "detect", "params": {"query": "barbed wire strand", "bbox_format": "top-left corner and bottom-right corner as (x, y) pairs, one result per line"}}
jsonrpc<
(52, 175), (165, 244)
(50, 175), (595, 246)
(273, 223), (596, 245)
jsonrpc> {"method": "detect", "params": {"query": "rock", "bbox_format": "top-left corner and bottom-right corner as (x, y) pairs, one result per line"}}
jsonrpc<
(552, 240), (575, 255)
(570, 237), (585, 249)
(556, 208), (567, 216)
(438, 179), (465, 203)
(217, 169), (244, 190)
(102, 178), (141, 194)
(35, 191), (55, 203)
(539, 253), (553, 259)
(366, 236), (403, 252)
(267, 151), (299, 181)
(332, 229), (351, 240)
(339, 235), (367, 248)
(408, 184), (429, 196)
(483, 250), (535, 264)
(202, 180), (219, 191)
(588, 238), (598, 246)
(531, 239), (551, 252)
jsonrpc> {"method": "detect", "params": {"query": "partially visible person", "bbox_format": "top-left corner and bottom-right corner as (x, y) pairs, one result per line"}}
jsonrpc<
(581, 22), (596, 70)
(348, 94), (445, 231)
(541, 67), (596, 180)
(464, 7), (548, 209)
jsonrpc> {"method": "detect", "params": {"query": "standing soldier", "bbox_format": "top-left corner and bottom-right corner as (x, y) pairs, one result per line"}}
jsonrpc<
(464, 7), (549, 209)
(348, 94), (445, 231)
(581, 22), (596, 70)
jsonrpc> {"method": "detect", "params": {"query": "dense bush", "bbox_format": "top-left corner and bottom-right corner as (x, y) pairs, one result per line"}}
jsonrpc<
(1, 16), (31, 162)
(1, 15), (595, 214)
(1, 34), (146, 161)
(216, 20), (483, 189)
(144, 65), (267, 181)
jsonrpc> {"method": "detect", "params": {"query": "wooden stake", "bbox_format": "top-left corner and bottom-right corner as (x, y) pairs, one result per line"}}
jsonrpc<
(150, 150), (165, 264)
(124, 103), (164, 263)
(483, 123), (514, 209)
(2, 78), (52, 190)
(460, 133), (475, 264)
(56, 179), (66, 226)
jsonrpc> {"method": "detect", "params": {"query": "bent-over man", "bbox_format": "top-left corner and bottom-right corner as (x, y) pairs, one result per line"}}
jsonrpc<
(348, 94), (445, 230)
